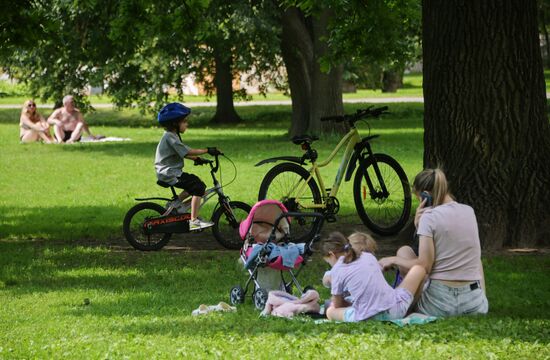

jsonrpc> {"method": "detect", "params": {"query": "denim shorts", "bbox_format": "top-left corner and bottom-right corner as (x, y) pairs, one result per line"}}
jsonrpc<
(416, 279), (489, 317)
(343, 288), (413, 322)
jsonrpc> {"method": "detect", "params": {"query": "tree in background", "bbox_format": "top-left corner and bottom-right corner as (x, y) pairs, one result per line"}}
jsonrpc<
(2, 0), (282, 123)
(423, 0), (550, 248)
(282, 0), (420, 136)
(189, 0), (284, 123)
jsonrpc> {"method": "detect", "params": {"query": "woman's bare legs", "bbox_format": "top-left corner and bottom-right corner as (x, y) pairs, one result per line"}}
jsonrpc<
(396, 246), (418, 276)
(20, 130), (39, 143)
(398, 264), (426, 303)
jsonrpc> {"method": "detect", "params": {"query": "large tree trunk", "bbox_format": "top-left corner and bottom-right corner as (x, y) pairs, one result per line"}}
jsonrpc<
(311, 9), (347, 135)
(281, 7), (312, 137)
(211, 48), (241, 123)
(423, 0), (550, 248)
(382, 68), (404, 93)
(280, 7), (346, 137)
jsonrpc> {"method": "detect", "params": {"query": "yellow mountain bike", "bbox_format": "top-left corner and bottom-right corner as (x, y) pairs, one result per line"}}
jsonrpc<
(256, 106), (411, 241)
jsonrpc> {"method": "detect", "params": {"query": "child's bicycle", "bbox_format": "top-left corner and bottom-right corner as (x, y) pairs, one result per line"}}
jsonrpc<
(256, 106), (411, 241)
(123, 153), (251, 250)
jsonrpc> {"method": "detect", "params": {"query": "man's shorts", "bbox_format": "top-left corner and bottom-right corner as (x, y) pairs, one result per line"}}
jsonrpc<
(174, 172), (206, 196)
(416, 279), (489, 317)
(62, 130), (81, 142)
(343, 287), (413, 322)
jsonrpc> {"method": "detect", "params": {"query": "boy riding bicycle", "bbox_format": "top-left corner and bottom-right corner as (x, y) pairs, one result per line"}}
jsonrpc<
(155, 102), (221, 231)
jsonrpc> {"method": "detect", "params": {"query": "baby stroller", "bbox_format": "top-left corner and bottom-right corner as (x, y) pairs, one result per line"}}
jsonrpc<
(229, 199), (324, 310)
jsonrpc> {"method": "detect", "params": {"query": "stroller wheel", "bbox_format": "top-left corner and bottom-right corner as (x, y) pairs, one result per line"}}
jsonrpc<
(230, 285), (245, 305)
(252, 288), (269, 310)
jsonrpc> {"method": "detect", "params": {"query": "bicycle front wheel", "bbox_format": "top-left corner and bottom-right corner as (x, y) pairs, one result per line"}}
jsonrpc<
(258, 162), (322, 242)
(211, 201), (251, 250)
(122, 202), (172, 251)
(353, 154), (411, 236)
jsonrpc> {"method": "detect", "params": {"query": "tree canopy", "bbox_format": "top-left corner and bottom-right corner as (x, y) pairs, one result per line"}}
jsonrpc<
(1, 0), (420, 130)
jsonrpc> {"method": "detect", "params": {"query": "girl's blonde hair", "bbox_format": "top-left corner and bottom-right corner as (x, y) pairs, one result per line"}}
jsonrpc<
(412, 168), (450, 207)
(348, 232), (377, 255)
(320, 231), (376, 264)
(21, 100), (40, 123)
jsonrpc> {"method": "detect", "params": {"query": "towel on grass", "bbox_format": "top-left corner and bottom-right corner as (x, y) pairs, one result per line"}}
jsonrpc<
(311, 312), (438, 326)
(387, 312), (438, 327)
(80, 136), (131, 143)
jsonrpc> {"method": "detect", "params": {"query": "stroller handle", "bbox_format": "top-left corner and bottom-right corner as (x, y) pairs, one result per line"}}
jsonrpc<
(268, 211), (325, 245)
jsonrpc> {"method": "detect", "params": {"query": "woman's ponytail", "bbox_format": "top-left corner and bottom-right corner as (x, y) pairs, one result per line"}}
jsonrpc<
(412, 167), (451, 207)
(432, 169), (448, 207)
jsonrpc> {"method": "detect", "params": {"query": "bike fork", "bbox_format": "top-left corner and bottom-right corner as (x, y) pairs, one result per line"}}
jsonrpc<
(360, 145), (389, 198)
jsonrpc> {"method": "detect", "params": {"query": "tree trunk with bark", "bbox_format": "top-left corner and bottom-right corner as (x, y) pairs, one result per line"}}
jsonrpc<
(211, 48), (241, 124)
(280, 7), (346, 137)
(423, 0), (550, 248)
(382, 69), (404, 93)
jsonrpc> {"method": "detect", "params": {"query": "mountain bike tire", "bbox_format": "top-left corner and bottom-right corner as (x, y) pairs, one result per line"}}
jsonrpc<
(211, 201), (251, 250)
(123, 202), (172, 251)
(258, 162), (322, 243)
(353, 153), (411, 236)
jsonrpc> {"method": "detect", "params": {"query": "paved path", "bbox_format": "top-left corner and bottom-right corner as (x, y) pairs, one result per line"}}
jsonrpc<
(0, 97), (424, 109)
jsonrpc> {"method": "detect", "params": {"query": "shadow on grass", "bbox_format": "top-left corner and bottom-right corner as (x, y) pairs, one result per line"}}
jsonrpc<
(0, 238), (548, 344)
(0, 205), (127, 241)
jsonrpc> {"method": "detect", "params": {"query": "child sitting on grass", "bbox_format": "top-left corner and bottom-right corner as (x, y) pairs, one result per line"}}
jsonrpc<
(322, 232), (377, 291)
(321, 231), (425, 322)
(154, 102), (221, 231)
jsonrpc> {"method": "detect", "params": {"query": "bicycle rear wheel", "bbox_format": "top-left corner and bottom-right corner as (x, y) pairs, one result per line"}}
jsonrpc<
(353, 154), (411, 235)
(211, 201), (251, 250)
(123, 202), (172, 251)
(258, 162), (322, 243)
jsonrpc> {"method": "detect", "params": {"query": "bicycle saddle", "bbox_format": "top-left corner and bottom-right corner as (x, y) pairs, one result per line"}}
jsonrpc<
(156, 180), (172, 188)
(291, 135), (319, 145)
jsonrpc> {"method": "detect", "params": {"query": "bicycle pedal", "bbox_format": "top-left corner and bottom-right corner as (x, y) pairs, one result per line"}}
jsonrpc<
(325, 215), (337, 223)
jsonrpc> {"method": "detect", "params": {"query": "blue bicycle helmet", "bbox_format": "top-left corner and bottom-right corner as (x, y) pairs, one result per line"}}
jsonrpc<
(158, 102), (191, 124)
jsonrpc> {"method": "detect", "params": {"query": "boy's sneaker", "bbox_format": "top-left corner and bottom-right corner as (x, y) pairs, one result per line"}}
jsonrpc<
(190, 218), (214, 231)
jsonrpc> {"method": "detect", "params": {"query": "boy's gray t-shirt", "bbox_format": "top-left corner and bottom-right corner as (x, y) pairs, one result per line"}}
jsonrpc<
(154, 131), (191, 185)
(417, 201), (482, 281)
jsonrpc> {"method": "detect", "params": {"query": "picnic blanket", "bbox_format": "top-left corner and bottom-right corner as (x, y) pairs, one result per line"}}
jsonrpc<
(80, 136), (131, 143)
(311, 312), (438, 326)
(387, 312), (438, 327)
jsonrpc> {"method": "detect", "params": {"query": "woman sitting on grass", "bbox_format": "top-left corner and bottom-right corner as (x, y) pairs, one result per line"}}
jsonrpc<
(322, 231), (425, 322)
(378, 168), (488, 317)
(19, 100), (53, 143)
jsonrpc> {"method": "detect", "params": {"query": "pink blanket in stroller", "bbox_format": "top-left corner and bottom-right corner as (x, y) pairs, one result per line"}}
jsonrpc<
(261, 289), (321, 318)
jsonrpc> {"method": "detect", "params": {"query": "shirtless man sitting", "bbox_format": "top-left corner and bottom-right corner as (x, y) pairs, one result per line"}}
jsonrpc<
(47, 95), (95, 143)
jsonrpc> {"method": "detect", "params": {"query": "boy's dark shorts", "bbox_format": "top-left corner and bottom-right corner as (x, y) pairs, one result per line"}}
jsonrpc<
(174, 173), (206, 196)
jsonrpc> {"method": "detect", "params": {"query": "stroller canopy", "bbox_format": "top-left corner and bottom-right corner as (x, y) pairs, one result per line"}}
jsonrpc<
(239, 199), (291, 242)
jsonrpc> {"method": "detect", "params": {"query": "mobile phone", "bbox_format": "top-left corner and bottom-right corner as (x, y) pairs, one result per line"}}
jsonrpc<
(420, 191), (433, 207)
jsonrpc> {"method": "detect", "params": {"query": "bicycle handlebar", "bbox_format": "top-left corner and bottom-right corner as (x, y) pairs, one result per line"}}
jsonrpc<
(320, 106), (389, 124)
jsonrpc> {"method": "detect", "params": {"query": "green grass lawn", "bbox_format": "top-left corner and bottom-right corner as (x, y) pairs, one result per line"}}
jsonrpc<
(0, 103), (424, 241)
(0, 242), (548, 358)
(1, 102), (549, 358)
